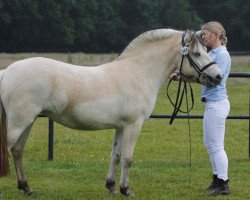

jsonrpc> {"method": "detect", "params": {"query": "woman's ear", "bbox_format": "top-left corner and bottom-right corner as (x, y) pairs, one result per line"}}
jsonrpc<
(213, 31), (220, 38)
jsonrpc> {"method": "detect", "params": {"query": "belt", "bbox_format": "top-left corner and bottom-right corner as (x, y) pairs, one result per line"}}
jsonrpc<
(201, 97), (206, 102)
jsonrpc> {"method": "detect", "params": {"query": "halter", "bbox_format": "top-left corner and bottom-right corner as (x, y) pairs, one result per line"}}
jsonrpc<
(179, 32), (216, 78)
(167, 32), (215, 125)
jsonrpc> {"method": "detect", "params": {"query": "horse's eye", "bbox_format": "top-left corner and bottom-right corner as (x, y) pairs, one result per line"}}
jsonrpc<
(193, 52), (200, 56)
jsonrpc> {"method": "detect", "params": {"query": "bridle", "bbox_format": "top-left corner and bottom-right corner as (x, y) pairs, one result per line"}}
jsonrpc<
(167, 32), (215, 125)
(179, 32), (216, 80)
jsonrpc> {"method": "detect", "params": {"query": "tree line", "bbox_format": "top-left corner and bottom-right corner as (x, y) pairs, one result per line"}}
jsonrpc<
(0, 0), (249, 53)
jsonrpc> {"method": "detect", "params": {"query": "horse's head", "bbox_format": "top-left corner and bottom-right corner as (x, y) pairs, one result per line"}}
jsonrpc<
(178, 31), (222, 87)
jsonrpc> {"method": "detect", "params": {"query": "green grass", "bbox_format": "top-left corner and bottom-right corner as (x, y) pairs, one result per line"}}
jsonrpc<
(0, 53), (249, 199)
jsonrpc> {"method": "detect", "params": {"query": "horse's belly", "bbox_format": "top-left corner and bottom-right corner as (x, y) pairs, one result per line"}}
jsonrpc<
(43, 101), (120, 130)
(55, 117), (116, 130)
(72, 103), (122, 130)
(55, 98), (147, 130)
(57, 114), (118, 131)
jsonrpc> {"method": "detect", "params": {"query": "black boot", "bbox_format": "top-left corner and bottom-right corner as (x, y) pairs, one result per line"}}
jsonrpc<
(207, 174), (218, 191)
(209, 178), (230, 196)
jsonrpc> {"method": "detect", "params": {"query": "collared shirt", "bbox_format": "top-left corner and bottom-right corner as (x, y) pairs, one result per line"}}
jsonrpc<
(201, 45), (231, 101)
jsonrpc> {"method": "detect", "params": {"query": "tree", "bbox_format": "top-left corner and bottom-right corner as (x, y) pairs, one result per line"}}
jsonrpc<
(36, 0), (75, 51)
(0, 0), (248, 52)
(189, 0), (250, 51)
(0, 0), (42, 51)
(160, 0), (203, 30)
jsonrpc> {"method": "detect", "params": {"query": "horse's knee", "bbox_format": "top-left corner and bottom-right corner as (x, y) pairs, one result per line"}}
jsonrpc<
(112, 153), (121, 164)
(122, 157), (132, 168)
(11, 146), (23, 159)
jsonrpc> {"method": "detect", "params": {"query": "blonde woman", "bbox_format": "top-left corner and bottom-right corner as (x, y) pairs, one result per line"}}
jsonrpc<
(170, 21), (231, 196)
(201, 21), (231, 196)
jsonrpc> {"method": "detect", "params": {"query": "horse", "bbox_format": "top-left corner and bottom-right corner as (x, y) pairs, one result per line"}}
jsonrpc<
(0, 29), (222, 197)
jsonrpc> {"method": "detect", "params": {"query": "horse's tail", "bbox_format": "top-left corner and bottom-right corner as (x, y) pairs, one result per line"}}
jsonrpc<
(0, 69), (9, 177)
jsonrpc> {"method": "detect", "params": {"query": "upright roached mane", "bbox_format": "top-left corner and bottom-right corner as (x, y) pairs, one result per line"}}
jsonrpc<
(0, 28), (222, 197)
(118, 29), (180, 58)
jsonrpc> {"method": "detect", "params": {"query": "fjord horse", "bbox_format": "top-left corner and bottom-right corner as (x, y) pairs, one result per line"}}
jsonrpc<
(0, 29), (222, 197)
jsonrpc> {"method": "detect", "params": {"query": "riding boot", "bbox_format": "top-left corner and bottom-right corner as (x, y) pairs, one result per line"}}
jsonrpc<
(207, 174), (218, 191)
(209, 178), (230, 196)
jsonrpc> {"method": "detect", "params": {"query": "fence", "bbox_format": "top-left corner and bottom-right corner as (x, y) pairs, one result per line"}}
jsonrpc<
(43, 72), (250, 160)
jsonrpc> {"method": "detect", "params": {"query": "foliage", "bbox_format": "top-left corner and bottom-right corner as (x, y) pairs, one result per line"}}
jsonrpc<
(1, 0), (248, 52)
(190, 0), (250, 51)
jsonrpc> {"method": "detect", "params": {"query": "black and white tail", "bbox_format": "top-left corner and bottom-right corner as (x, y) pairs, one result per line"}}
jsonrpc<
(0, 69), (9, 177)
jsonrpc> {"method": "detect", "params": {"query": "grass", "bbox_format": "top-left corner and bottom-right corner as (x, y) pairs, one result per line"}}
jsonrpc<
(0, 53), (249, 200)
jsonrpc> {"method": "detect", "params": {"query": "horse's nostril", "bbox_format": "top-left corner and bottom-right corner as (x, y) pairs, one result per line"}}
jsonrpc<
(215, 74), (222, 81)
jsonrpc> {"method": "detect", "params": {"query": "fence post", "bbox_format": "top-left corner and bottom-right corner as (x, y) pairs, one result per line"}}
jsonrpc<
(249, 88), (250, 159)
(48, 119), (54, 160)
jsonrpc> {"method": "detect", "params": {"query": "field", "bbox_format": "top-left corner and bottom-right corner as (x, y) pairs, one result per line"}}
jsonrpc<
(0, 53), (249, 200)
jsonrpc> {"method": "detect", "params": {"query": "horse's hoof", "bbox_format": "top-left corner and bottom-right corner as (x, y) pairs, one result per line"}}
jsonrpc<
(106, 180), (118, 195)
(125, 190), (135, 197)
(120, 187), (135, 197)
(17, 180), (33, 195)
(25, 189), (33, 196)
(109, 188), (118, 195)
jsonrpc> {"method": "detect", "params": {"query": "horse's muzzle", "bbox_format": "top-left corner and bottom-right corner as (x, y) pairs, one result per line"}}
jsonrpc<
(200, 73), (223, 87)
(215, 74), (222, 82)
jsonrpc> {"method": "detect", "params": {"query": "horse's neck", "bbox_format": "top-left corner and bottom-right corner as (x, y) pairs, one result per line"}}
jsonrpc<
(129, 37), (181, 91)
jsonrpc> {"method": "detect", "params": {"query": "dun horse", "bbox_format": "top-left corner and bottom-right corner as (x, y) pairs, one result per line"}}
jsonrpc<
(0, 29), (222, 197)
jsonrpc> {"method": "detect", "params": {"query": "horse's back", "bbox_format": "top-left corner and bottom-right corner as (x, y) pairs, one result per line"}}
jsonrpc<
(1, 57), (155, 130)
(2, 57), (61, 97)
(0, 58), (119, 128)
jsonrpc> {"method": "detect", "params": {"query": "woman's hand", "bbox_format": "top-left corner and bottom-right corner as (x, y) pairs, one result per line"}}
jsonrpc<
(169, 73), (181, 81)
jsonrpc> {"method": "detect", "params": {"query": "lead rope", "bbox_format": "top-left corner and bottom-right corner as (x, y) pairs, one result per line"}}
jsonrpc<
(184, 81), (192, 185)
(166, 77), (193, 185)
(166, 78), (194, 125)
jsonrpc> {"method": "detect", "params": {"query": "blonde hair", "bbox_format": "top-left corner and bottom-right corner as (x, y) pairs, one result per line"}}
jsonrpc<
(201, 21), (228, 45)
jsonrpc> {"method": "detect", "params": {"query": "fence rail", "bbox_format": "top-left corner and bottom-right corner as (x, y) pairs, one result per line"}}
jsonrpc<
(228, 72), (250, 78)
(41, 72), (250, 160)
(150, 114), (250, 119)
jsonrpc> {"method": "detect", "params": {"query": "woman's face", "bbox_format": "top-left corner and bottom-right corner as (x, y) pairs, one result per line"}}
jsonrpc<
(201, 29), (217, 47)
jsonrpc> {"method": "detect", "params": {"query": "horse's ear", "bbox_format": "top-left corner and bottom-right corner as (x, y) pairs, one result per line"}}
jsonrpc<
(190, 31), (197, 43)
(195, 30), (205, 45)
(184, 30), (193, 45)
(191, 32), (197, 39)
(195, 30), (202, 37)
(185, 30), (198, 47)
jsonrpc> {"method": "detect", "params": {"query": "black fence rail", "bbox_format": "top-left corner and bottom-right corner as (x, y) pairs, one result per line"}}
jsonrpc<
(150, 114), (250, 119)
(228, 72), (250, 78)
(230, 51), (250, 56)
(42, 72), (250, 160)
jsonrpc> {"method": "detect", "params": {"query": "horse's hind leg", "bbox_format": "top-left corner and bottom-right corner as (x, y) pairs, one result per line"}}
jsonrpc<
(106, 128), (123, 195)
(10, 124), (34, 195)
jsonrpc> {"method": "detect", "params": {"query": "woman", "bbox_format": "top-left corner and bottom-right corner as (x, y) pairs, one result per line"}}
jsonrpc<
(171, 21), (231, 196)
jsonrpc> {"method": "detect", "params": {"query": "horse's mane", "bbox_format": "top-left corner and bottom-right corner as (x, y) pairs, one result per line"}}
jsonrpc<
(117, 29), (182, 58)
(185, 30), (200, 48)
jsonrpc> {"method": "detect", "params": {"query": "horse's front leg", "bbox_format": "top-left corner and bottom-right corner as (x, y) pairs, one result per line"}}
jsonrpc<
(119, 121), (142, 197)
(106, 128), (123, 195)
